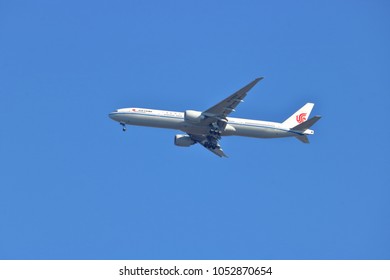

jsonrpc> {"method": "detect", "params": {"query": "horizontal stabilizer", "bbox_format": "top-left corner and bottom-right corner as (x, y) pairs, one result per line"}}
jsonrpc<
(292, 115), (321, 131)
(295, 135), (309, 143)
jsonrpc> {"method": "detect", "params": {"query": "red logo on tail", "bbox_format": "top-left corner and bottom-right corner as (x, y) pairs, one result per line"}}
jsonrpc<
(296, 113), (307, 124)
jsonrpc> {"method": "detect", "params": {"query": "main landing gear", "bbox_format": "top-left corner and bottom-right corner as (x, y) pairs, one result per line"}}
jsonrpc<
(209, 123), (222, 137)
(205, 124), (222, 149)
(204, 142), (218, 149)
(120, 123), (126, 132)
(209, 128), (221, 136)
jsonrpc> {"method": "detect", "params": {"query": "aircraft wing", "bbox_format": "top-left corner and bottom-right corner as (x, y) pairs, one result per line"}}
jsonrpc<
(202, 77), (263, 121)
(187, 78), (263, 158)
(201, 143), (228, 158)
(189, 134), (228, 158)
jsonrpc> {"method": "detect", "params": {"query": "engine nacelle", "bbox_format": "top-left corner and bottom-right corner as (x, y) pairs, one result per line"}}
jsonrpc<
(184, 110), (203, 123)
(174, 134), (196, 147)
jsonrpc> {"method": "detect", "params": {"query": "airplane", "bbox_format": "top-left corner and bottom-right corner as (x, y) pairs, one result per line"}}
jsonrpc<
(108, 77), (321, 157)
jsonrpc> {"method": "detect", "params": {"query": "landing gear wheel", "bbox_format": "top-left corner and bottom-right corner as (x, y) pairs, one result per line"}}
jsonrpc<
(205, 142), (217, 149)
(120, 123), (126, 132)
(209, 128), (222, 137)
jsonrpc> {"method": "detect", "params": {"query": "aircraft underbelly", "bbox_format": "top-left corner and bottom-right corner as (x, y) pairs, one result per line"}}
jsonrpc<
(231, 124), (290, 138)
(123, 115), (182, 130)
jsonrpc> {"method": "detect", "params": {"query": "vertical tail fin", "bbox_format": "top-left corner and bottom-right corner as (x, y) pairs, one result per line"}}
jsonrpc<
(283, 103), (314, 128)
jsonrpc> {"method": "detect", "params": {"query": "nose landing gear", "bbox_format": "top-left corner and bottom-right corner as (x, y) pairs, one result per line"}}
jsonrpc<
(120, 123), (126, 132)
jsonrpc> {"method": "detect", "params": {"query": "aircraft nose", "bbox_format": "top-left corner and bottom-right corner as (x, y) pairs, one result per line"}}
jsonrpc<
(108, 110), (119, 121)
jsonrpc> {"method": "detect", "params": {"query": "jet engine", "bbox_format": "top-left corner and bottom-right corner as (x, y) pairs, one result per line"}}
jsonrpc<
(184, 110), (203, 123)
(174, 134), (196, 147)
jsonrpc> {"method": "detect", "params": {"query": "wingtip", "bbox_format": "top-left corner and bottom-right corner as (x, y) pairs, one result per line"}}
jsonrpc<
(246, 77), (264, 88)
(251, 77), (264, 85)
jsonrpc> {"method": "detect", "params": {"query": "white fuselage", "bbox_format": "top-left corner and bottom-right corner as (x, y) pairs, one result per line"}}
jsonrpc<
(109, 108), (303, 139)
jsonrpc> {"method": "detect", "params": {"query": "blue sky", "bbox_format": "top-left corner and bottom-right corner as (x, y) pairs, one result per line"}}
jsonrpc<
(1, 0), (389, 259)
